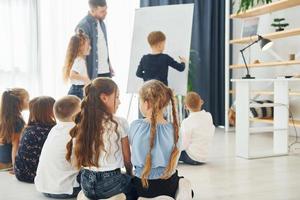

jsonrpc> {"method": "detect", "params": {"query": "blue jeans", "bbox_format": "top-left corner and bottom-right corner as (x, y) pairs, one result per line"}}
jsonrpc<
(0, 143), (12, 164)
(68, 85), (84, 99)
(81, 168), (135, 200)
(179, 151), (204, 165)
(97, 73), (112, 78)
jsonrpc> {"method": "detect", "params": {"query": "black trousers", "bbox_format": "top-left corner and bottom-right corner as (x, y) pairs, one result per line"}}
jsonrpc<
(179, 151), (205, 165)
(132, 171), (180, 198)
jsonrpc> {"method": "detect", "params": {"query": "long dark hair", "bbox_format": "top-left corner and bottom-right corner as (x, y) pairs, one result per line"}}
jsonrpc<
(0, 88), (29, 143)
(66, 78), (119, 169)
(28, 96), (56, 126)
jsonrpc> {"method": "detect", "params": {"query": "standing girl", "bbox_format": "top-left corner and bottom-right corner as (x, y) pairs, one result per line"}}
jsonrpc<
(0, 88), (29, 170)
(63, 30), (91, 99)
(66, 78), (134, 200)
(14, 96), (56, 183)
(129, 80), (182, 199)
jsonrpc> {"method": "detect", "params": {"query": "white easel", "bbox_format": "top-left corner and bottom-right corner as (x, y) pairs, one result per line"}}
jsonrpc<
(126, 93), (136, 121)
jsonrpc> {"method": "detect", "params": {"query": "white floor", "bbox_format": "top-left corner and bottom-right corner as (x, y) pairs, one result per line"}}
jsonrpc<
(1, 129), (300, 200)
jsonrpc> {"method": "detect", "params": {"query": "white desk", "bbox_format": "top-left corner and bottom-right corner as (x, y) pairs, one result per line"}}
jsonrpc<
(231, 78), (300, 159)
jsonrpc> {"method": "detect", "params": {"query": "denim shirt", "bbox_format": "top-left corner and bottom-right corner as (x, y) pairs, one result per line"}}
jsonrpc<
(76, 13), (111, 79)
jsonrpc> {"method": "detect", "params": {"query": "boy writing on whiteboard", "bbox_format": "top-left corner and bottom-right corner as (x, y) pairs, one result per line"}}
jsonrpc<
(136, 31), (186, 86)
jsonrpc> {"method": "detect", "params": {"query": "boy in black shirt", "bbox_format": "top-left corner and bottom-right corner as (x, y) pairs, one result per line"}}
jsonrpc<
(136, 31), (186, 86)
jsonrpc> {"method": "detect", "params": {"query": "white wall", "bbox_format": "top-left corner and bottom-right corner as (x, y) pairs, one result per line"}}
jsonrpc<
(231, 1), (300, 135)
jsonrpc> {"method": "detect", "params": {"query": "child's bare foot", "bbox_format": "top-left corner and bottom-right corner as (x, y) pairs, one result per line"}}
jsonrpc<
(0, 163), (13, 172)
(8, 169), (15, 175)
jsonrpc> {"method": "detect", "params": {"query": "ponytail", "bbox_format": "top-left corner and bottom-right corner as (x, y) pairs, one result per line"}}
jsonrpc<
(63, 30), (89, 83)
(65, 78), (119, 170)
(161, 88), (179, 179)
(66, 83), (92, 165)
(141, 105), (158, 188)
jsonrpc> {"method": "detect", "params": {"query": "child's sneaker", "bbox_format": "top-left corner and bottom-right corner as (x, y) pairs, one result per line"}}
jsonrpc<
(77, 190), (126, 200)
(105, 193), (126, 200)
(175, 178), (193, 200)
(77, 191), (88, 200)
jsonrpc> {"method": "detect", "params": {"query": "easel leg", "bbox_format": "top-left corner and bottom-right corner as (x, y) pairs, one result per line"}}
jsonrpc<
(127, 94), (134, 121)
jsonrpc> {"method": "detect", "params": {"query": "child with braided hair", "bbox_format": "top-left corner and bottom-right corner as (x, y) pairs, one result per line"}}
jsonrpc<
(129, 80), (193, 199)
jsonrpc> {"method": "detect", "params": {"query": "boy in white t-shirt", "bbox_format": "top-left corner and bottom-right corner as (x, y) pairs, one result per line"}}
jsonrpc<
(180, 92), (215, 165)
(35, 96), (81, 198)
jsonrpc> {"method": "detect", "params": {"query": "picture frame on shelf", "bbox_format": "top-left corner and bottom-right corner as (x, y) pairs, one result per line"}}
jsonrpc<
(241, 17), (259, 38)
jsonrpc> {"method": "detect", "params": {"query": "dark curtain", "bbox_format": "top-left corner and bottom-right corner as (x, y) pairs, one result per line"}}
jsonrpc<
(140, 0), (225, 126)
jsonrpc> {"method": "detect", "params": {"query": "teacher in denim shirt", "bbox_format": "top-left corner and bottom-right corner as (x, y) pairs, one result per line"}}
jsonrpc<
(76, 0), (114, 79)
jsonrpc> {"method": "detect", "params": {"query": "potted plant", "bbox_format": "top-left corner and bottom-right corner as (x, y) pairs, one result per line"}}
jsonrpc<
(234, 0), (273, 13)
(187, 49), (199, 92)
(271, 18), (289, 32)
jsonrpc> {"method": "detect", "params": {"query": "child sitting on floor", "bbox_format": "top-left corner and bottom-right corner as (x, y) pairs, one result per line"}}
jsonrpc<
(0, 88), (29, 170)
(14, 96), (56, 183)
(66, 78), (134, 200)
(35, 95), (81, 198)
(180, 92), (215, 165)
(129, 80), (193, 200)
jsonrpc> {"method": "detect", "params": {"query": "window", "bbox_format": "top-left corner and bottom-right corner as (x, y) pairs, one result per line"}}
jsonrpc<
(0, 0), (140, 119)
(0, 0), (39, 95)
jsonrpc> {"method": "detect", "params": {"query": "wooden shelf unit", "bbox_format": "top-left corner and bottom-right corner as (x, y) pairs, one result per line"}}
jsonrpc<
(229, 90), (300, 96)
(230, 60), (300, 69)
(225, 0), (300, 132)
(230, 28), (300, 44)
(231, 0), (300, 19)
(250, 118), (300, 128)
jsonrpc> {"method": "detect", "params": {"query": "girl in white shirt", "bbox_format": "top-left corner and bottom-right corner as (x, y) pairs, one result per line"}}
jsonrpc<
(66, 78), (134, 200)
(63, 30), (91, 99)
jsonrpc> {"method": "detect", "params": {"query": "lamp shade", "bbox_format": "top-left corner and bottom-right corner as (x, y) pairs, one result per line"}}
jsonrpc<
(260, 37), (273, 51)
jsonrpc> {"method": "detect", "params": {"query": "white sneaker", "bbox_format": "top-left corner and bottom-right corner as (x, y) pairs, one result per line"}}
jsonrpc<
(77, 191), (126, 200)
(103, 193), (126, 200)
(175, 178), (193, 200)
(77, 190), (89, 200)
(138, 196), (174, 200)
